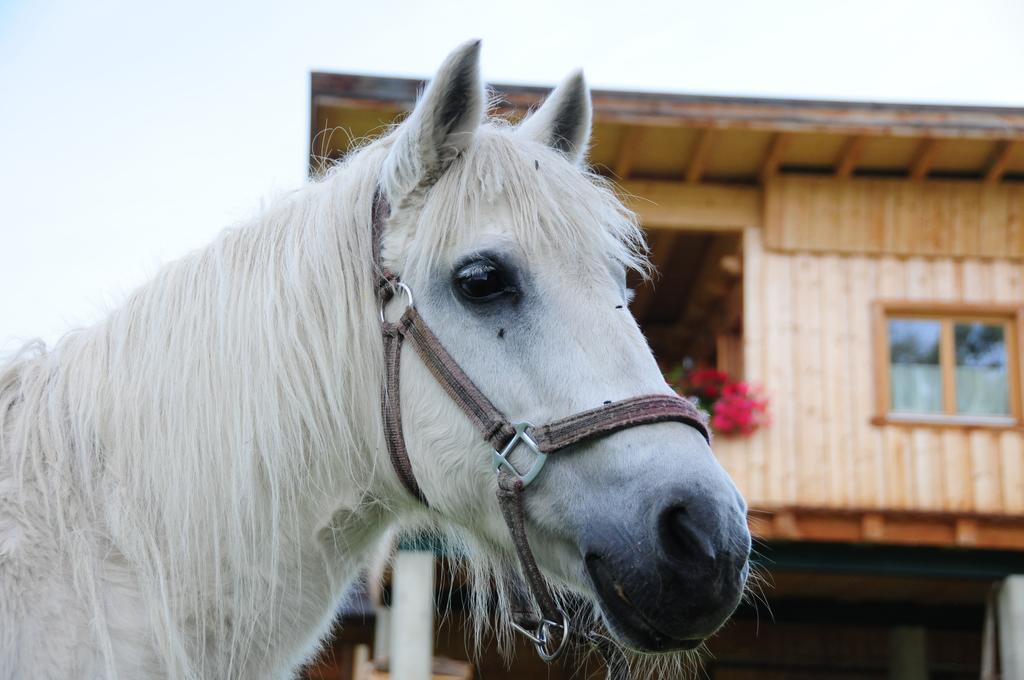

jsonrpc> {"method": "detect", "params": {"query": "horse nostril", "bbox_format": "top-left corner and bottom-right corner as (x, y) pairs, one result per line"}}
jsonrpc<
(659, 504), (717, 565)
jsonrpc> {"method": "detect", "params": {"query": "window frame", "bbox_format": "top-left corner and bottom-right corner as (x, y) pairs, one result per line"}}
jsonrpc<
(872, 301), (1024, 429)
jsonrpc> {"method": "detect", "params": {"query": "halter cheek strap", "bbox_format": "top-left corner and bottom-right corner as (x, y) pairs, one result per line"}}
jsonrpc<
(371, 189), (710, 672)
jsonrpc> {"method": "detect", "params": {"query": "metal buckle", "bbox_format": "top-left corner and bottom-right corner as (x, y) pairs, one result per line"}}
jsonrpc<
(511, 609), (571, 663)
(492, 422), (547, 487)
(379, 281), (414, 322)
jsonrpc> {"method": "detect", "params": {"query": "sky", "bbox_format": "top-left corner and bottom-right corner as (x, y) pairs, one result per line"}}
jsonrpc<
(2, 0), (1023, 349)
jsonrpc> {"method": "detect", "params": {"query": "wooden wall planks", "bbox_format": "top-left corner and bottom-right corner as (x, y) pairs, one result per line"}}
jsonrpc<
(764, 177), (1024, 259)
(715, 250), (1024, 515)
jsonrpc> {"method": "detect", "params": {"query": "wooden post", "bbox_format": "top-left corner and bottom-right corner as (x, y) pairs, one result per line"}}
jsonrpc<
(352, 645), (372, 680)
(999, 575), (1024, 678)
(888, 626), (928, 680)
(982, 587), (998, 680)
(390, 550), (435, 680)
(373, 605), (391, 660)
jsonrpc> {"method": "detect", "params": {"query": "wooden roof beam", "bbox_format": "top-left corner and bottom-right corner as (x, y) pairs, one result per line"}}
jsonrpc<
(835, 135), (867, 179)
(616, 181), (762, 230)
(684, 129), (716, 183)
(614, 127), (644, 179)
(758, 133), (790, 184)
(985, 140), (1018, 184)
(312, 72), (1024, 143)
(909, 138), (942, 181)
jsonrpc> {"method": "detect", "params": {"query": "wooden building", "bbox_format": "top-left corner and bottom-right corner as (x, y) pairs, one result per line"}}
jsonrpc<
(306, 73), (1024, 679)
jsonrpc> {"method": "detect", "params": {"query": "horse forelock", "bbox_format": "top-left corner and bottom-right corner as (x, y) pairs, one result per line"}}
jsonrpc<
(395, 123), (650, 287)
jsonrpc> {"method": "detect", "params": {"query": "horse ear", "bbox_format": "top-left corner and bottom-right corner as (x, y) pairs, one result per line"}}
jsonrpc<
(382, 40), (485, 203)
(517, 70), (592, 165)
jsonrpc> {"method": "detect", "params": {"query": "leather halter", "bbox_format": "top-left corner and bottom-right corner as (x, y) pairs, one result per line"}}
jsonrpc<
(371, 190), (710, 669)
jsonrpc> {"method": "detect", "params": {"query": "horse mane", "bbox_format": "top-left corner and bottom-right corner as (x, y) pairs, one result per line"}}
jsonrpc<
(0, 117), (663, 677)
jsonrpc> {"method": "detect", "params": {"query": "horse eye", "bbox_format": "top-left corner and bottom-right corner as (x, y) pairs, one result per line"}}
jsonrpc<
(455, 262), (510, 302)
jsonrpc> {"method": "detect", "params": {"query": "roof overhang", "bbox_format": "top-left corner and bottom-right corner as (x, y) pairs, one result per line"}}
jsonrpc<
(311, 72), (1024, 183)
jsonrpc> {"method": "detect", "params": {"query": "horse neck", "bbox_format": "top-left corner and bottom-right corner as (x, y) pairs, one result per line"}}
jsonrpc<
(145, 182), (388, 507)
(14, 173), (393, 642)
(0, 157), (408, 676)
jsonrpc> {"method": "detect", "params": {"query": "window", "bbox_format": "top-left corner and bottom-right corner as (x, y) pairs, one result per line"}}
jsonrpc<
(875, 303), (1022, 426)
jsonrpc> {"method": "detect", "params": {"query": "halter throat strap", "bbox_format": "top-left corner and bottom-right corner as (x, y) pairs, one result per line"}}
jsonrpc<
(371, 188), (709, 671)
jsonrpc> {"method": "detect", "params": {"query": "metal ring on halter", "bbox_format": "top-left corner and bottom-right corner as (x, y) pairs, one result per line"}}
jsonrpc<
(379, 281), (414, 322)
(492, 422), (548, 487)
(511, 609), (571, 663)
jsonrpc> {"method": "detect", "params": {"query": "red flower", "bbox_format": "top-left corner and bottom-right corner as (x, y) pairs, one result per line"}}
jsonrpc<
(711, 382), (769, 435)
(685, 368), (731, 403)
(666, 364), (769, 437)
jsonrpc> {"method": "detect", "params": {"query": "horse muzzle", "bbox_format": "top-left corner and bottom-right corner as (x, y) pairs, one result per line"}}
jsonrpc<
(581, 482), (751, 653)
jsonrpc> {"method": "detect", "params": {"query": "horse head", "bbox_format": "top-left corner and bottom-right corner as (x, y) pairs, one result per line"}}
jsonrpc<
(373, 40), (751, 661)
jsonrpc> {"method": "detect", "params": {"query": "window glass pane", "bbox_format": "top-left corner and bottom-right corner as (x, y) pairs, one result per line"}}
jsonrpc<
(889, 318), (942, 414)
(955, 322), (1009, 416)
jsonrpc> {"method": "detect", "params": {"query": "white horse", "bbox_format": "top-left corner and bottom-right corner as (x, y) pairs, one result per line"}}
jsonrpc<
(0, 41), (750, 679)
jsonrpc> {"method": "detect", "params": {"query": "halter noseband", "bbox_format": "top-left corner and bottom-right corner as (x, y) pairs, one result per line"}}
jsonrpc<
(371, 190), (710, 669)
